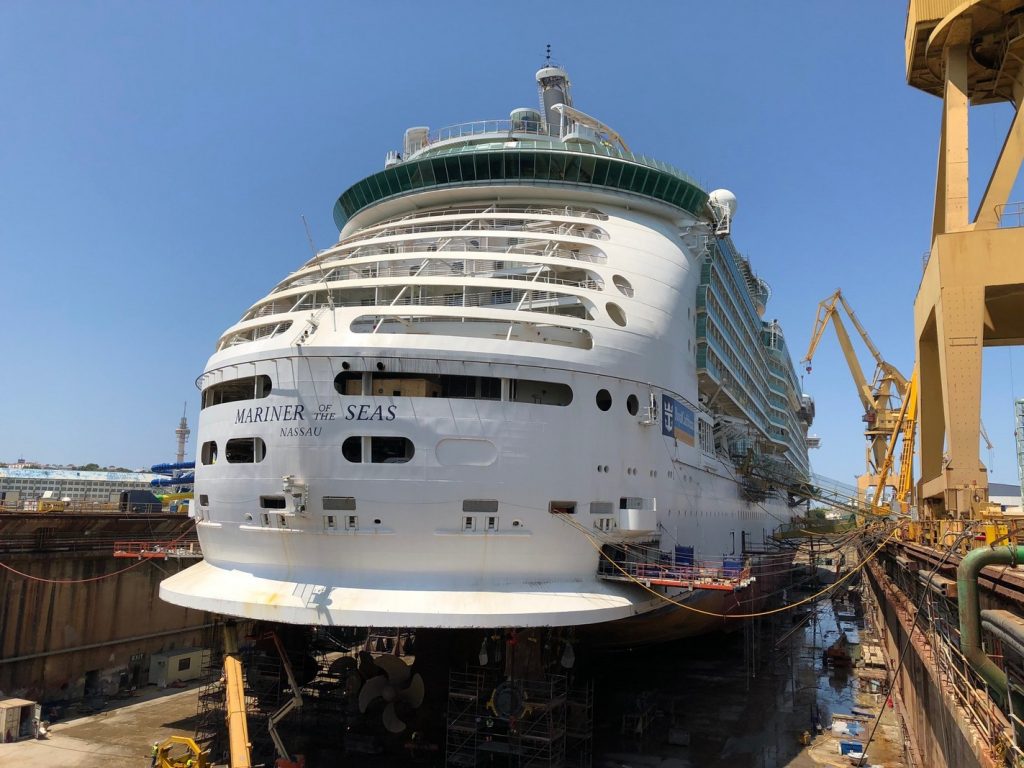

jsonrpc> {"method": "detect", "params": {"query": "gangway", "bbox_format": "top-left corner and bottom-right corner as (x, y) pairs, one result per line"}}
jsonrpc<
(598, 558), (754, 591)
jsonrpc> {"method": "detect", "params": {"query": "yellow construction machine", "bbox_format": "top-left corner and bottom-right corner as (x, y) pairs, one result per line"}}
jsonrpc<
(802, 289), (911, 505)
(156, 735), (207, 768)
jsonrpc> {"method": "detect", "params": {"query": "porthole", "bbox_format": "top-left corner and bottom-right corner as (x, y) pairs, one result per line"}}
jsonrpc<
(596, 389), (612, 411)
(342, 361), (351, 370)
(606, 302), (627, 327)
(612, 275), (634, 297)
(626, 394), (639, 415)
(200, 441), (218, 465)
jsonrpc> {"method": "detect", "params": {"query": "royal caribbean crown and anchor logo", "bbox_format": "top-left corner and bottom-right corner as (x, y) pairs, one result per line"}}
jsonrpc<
(661, 393), (695, 447)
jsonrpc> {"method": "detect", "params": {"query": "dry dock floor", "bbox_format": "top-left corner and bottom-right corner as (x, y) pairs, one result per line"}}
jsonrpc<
(0, 685), (200, 767)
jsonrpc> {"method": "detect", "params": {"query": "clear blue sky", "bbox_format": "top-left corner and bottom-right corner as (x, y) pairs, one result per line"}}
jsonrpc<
(1, 2), (1021, 486)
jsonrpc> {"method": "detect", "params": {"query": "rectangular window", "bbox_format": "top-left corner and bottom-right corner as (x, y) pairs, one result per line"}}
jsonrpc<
(462, 499), (498, 514)
(260, 496), (287, 509)
(486, 516), (498, 531)
(324, 515), (337, 530)
(277, 514), (287, 528)
(346, 515), (358, 530)
(177, 657), (192, 672)
(463, 516), (475, 531)
(323, 496), (356, 511)
(199, 495), (209, 506)
(589, 502), (614, 515)
(549, 501), (576, 515)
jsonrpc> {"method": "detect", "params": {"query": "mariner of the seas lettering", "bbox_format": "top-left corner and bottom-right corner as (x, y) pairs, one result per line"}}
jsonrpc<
(234, 403), (398, 425)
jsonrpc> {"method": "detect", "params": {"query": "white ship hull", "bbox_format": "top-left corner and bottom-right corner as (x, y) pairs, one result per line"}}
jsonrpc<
(161, 66), (811, 641)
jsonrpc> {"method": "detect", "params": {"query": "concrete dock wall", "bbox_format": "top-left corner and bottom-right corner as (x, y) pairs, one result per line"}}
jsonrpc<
(865, 559), (998, 768)
(0, 551), (212, 703)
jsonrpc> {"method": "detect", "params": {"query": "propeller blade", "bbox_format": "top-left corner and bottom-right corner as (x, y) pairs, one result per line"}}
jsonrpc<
(374, 654), (411, 686)
(398, 673), (425, 708)
(328, 655), (357, 676)
(357, 651), (377, 679)
(358, 675), (390, 713)
(381, 702), (407, 733)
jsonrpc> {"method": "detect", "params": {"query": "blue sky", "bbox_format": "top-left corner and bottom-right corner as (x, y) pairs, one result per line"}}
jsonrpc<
(1, 2), (1021, 487)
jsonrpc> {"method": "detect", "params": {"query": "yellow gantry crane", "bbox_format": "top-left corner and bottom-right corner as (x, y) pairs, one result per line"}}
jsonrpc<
(801, 289), (910, 504)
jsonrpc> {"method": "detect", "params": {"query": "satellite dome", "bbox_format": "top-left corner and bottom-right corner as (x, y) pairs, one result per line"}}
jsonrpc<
(708, 189), (738, 218)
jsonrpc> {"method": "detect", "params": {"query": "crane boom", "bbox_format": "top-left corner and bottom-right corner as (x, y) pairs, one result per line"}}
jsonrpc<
(802, 291), (874, 411)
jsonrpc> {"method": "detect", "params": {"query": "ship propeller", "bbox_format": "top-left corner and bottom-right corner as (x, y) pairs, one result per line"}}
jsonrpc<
(357, 653), (425, 733)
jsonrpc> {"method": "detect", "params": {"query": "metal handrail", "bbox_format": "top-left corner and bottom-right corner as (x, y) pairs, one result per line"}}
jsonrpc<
(369, 204), (609, 229)
(338, 219), (609, 246)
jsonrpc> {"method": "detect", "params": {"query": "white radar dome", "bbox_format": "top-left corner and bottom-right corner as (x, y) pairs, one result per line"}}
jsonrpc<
(709, 189), (738, 218)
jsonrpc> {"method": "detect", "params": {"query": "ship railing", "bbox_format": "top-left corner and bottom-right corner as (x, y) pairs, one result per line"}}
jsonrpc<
(285, 258), (604, 287)
(339, 219), (609, 246)
(301, 243), (607, 277)
(112, 540), (203, 559)
(373, 203), (609, 228)
(597, 559), (752, 592)
(426, 118), (551, 145)
(412, 130), (702, 187)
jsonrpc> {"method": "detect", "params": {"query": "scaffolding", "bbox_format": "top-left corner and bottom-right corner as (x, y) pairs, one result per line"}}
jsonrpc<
(1016, 399), (1024, 500)
(193, 623), (227, 764)
(446, 666), (590, 768)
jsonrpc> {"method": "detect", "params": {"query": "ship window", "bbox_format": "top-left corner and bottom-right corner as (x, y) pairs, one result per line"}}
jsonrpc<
(202, 375), (272, 409)
(612, 275), (634, 297)
(324, 515), (337, 530)
(342, 437), (363, 463)
(261, 513), (270, 527)
(510, 379), (573, 406)
(260, 496), (286, 509)
(199, 495), (209, 506)
(606, 302), (627, 327)
(595, 389), (612, 411)
(334, 372), (365, 395)
(225, 438), (266, 464)
(463, 499), (499, 513)
(486, 516), (498, 531)
(626, 394), (639, 416)
(372, 437), (414, 463)
(360, 373), (500, 400)
(200, 441), (218, 465)
(346, 515), (358, 530)
(323, 496), (356, 511)
(342, 436), (415, 463)
(549, 501), (576, 515)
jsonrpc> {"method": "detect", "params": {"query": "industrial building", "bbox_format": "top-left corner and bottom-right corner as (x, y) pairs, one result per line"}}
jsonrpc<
(0, 467), (158, 507)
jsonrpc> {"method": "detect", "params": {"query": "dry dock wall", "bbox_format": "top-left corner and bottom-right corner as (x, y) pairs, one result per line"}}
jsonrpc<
(865, 558), (998, 768)
(0, 513), (212, 704)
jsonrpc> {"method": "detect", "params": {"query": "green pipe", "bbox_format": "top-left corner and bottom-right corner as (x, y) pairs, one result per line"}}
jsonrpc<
(957, 545), (1024, 704)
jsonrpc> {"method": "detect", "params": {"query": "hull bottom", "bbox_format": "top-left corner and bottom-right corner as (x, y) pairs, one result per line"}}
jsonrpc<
(160, 560), (650, 628)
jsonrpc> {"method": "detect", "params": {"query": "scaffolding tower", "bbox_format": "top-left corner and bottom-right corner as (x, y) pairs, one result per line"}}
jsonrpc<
(1016, 399), (1024, 499)
(446, 666), (591, 768)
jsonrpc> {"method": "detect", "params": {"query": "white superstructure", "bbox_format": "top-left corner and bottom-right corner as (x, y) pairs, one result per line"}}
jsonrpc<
(161, 65), (812, 636)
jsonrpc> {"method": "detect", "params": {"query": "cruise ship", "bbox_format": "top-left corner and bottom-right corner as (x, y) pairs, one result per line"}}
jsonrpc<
(161, 64), (813, 640)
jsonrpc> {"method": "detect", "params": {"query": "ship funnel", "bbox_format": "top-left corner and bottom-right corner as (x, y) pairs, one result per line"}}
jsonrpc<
(536, 65), (571, 135)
